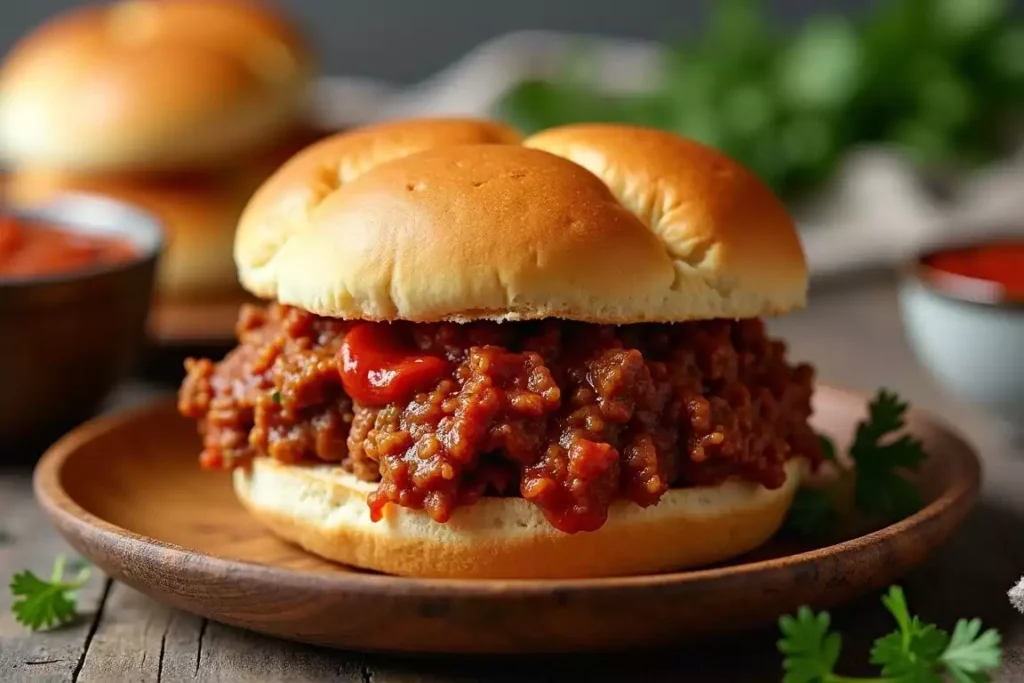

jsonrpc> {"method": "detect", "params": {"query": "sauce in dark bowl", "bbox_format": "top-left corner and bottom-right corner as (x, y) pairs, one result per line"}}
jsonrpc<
(0, 195), (161, 455)
(0, 213), (138, 279)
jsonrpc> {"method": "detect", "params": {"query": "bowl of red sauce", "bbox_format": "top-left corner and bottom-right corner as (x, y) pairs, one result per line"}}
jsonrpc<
(898, 237), (1024, 430)
(0, 193), (161, 453)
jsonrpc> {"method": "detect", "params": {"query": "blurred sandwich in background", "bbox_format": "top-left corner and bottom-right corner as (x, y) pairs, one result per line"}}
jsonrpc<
(0, 0), (323, 307)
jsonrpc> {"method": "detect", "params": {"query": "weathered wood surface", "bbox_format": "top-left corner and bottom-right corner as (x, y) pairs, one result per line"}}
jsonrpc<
(2, 275), (1023, 682)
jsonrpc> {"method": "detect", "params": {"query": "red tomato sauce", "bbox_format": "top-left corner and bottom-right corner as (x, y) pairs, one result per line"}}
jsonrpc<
(338, 323), (451, 406)
(0, 214), (137, 278)
(925, 240), (1024, 299)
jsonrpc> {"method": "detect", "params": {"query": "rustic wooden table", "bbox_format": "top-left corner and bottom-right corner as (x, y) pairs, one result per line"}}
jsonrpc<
(2, 274), (1022, 682)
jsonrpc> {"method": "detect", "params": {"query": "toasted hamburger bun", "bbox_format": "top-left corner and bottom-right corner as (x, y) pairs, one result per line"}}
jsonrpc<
(229, 118), (811, 578)
(235, 457), (806, 579)
(6, 169), (252, 301)
(0, 0), (313, 172)
(236, 119), (807, 323)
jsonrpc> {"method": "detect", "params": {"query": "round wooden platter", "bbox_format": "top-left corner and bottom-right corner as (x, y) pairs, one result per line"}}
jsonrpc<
(147, 294), (252, 347)
(33, 385), (980, 654)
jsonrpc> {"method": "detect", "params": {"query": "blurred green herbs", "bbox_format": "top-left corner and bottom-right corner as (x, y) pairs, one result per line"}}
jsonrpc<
(499, 0), (1024, 199)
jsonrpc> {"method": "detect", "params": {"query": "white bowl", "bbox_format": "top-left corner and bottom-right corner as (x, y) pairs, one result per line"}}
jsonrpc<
(897, 248), (1024, 430)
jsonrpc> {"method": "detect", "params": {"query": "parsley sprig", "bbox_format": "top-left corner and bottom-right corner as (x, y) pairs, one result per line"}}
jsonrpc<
(784, 390), (928, 539)
(779, 586), (1002, 682)
(10, 555), (91, 631)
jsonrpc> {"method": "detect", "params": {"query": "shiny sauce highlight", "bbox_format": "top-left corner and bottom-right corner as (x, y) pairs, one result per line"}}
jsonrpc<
(338, 323), (451, 407)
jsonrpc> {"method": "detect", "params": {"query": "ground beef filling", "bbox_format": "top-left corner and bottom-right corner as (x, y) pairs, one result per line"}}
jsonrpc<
(179, 304), (821, 533)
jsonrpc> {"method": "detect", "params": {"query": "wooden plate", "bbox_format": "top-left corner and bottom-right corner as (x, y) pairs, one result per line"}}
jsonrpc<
(147, 295), (251, 347)
(33, 385), (980, 654)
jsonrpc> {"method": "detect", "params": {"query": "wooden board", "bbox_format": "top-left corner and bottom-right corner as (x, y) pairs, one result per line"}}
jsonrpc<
(31, 385), (979, 655)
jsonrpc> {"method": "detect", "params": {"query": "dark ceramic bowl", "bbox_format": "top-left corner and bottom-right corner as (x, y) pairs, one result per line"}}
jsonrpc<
(0, 193), (161, 454)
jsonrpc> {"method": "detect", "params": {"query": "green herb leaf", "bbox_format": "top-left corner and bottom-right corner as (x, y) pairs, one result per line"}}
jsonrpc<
(881, 585), (913, 634)
(497, 0), (1023, 199)
(941, 618), (1002, 682)
(870, 622), (949, 682)
(935, 0), (1005, 45)
(10, 555), (90, 631)
(777, 17), (863, 110)
(784, 390), (927, 540)
(777, 606), (841, 683)
(850, 390), (928, 522)
(779, 585), (1002, 682)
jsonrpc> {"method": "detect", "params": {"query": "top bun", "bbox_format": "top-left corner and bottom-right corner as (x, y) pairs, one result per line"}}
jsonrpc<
(236, 119), (809, 324)
(0, 0), (313, 172)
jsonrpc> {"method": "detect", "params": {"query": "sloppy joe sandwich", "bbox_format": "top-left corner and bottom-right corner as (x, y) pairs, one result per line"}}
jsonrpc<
(0, 0), (320, 305)
(178, 118), (823, 579)
(0, 0), (313, 173)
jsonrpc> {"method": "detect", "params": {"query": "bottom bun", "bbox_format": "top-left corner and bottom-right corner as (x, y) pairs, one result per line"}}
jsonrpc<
(234, 457), (806, 579)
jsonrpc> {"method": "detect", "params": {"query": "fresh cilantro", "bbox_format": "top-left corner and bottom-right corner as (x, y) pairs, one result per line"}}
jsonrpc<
(10, 555), (91, 631)
(779, 586), (1002, 682)
(271, 390), (282, 404)
(941, 619), (1003, 683)
(851, 391), (927, 521)
(779, 606), (842, 683)
(498, 0), (1024, 200)
(870, 587), (950, 682)
(784, 389), (927, 540)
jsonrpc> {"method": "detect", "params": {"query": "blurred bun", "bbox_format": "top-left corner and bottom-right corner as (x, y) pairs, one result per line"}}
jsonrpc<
(235, 457), (805, 579)
(7, 169), (252, 301)
(236, 119), (808, 324)
(0, 0), (313, 172)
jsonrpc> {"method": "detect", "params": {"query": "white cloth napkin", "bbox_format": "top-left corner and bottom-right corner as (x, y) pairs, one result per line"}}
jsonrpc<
(797, 149), (1024, 277)
(310, 31), (1024, 278)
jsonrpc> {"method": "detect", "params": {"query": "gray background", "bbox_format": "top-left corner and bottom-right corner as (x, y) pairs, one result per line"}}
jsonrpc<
(0, 0), (885, 84)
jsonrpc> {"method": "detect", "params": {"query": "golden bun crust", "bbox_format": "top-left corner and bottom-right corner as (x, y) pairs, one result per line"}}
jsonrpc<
(235, 117), (522, 291)
(6, 169), (251, 301)
(236, 119), (808, 323)
(234, 457), (805, 579)
(0, 0), (313, 172)
(525, 124), (808, 316)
